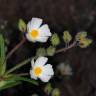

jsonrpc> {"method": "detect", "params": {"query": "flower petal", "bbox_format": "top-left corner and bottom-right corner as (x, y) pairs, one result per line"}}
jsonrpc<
(42, 64), (54, 75)
(30, 70), (37, 80)
(31, 58), (35, 68)
(27, 21), (32, 33)
(39, 74), (52, 82)
(27, 18), (43, 33)
(39, 24), (52, 36)
(36, 36), (49, 43)
(26, 33), (36, 42)
(35, 57), (48, 67)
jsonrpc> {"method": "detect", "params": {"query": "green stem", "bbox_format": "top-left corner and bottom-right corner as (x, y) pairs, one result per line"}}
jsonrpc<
(5, 57), (32, 75)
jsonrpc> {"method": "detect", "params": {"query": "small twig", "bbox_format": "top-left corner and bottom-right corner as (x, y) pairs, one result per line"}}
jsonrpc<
(5, 57), (32, 75)
(55, 41), (77, 54)
(6, 37), (26, 60)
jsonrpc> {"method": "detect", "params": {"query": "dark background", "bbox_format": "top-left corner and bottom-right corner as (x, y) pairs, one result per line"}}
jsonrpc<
(0, 0), (96, 96)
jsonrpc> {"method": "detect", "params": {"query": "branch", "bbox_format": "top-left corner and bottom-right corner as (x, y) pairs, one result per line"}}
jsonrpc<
(55, 41), (77, 54)
(6, 37), (26, 60)
(5, 57), (31, 75)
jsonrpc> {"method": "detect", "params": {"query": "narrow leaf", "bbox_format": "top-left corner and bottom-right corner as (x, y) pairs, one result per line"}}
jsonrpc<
(0, 34), (6, 75)
(0, 81), (21, 90)
(14, 76), (38, 85)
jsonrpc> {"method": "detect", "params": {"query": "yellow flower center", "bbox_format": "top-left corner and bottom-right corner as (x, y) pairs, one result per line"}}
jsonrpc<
(30, 30), (39, 38)
(34, 67), (42, 76)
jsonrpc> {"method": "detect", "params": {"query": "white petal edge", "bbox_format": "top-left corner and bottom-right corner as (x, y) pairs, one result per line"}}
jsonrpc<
(42, 64), (54, 75)
(30, 70), (37, 80)
(27, 18), (43, 32)
(31, 58), (35, 68)
(36, 36), (49, 43)
(39, 24), (52, 36)
(27, 21), (32, 33)
(39, 74), (52, 82)
(35, 57), (48, 67)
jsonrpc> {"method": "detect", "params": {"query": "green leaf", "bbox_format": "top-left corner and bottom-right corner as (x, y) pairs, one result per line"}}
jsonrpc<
(0, 75), (38, 90)
(18, 19), (26, 32)
(0, 75), (21, 90)
(0, 80), (21, 90)
(5, 75), (38, 85)
(13, 76), (38, 85)
(0, 34), (6, 75)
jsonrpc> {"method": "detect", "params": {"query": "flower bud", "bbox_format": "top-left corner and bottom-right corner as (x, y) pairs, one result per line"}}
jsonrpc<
(52, 88), (60, 96)
(47, 46), (56, 56)
(79, 38), (92, 48)
(51, 33), (60, 46)
(57, 63), (72, 76)
(18, 19), (26, 32)
(63, 31), (72, 43)
(75, 31), (87, 41)
(36, 48), (46, 57)
(44, 83), (53, 95)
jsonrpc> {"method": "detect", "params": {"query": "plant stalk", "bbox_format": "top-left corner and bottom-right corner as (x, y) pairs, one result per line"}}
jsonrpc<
(6, 37), (26, 60)
(5, 57), (31, 75)
(56, 41), (76, 54)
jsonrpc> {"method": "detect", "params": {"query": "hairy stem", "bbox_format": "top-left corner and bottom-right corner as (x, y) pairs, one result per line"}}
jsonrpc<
(5, 57), (31, 75)
(55, 41), (77, 54)
(6, 37), (26, 60)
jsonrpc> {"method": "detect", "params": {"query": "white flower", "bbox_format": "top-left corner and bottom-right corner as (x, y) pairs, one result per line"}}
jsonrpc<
(26, 18), (52, 42)
(57, 63), (72, 76)
(30, 57), (54, 82)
